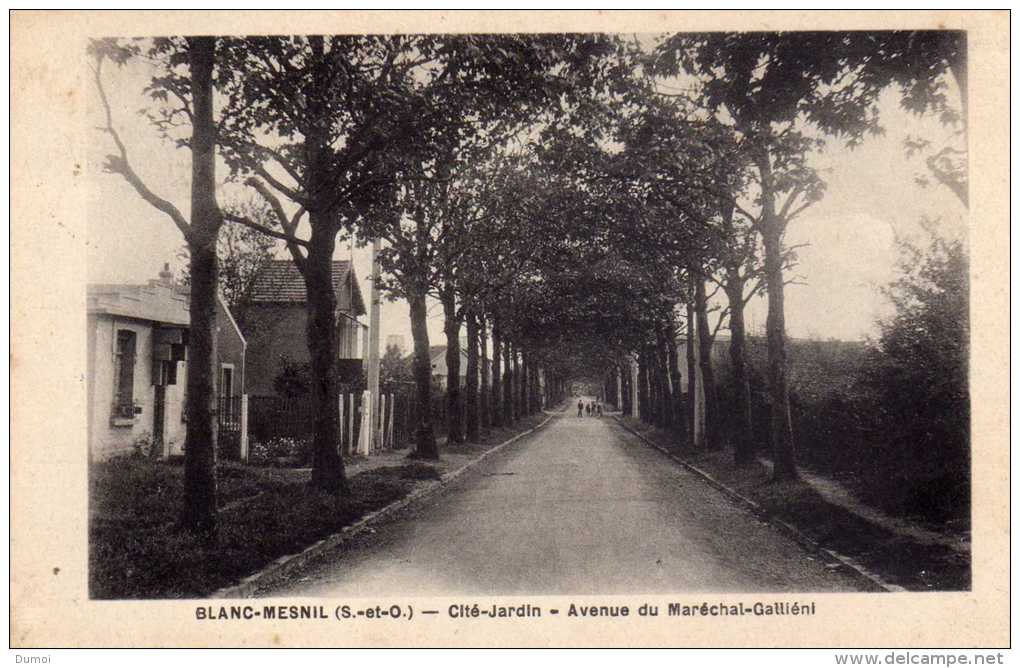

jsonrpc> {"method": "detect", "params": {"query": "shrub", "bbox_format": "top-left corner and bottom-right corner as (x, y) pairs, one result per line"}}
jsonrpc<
(272, 356), (312, 398)
(248, 436), (313, 467)
(217, 431), (241, 461)
(714, 228), (969, 525)
(853, 230), (969, 522)
(131, 431), (156, 459)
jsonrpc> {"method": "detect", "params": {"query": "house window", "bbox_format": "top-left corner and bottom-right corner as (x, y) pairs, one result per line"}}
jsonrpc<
(219, 364), (234, 399)
(113, 329), (137, 417)
(219, 364), (235, 421)
(153, 360), (178, 386)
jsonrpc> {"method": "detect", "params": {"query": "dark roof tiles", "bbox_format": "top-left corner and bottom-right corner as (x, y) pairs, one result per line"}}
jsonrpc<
(249, 260), (366, 315)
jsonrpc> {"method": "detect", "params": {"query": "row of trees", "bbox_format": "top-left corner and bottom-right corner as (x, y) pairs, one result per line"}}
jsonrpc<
(91, 34), (628, 532)
(92, 30), (966, 534)
(584, 31), (967, 478)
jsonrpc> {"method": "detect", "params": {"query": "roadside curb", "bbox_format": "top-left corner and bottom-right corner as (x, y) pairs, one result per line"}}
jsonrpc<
(212, 411), (559, 599)
(612, 416), (906, 593)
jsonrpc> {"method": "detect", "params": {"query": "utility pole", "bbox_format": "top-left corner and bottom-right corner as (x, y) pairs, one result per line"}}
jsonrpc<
(366, 237), (382, 450)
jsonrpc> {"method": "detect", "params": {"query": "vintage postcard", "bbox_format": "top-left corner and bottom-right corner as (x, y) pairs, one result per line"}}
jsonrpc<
(9, 10), (1010, 649)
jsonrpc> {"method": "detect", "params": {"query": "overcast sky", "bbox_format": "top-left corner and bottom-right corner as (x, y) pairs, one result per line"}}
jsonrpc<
(86, 41), (966, 349)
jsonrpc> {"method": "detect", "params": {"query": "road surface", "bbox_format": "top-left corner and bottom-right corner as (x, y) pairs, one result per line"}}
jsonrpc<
(259, 405), (863, 596)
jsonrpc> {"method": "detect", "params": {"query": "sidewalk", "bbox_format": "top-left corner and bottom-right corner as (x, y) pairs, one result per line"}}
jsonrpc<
(273, 422), (550, 482)
(756, 457), (971, 557)
(616, 415), (970, 591)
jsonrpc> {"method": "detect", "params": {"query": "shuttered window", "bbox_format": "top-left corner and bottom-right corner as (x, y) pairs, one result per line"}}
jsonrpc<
(114, 330), (136, 413)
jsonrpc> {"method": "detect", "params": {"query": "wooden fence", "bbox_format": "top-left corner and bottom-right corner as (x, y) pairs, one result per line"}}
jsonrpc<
(384, 382), (451, 447)
(247, 395), (317, 442)
(216, 395), (245, 461)
(222, 390), (424, 462)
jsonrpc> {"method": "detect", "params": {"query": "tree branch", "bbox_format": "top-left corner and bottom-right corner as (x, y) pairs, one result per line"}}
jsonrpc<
(225, 136), (305, 189)
(777, 187), (803, 220)
(253, 162), (307, 205)
(711, 304), (731, 340)
(92, 56), (190, 238)
(785, 199), (815, 223)
(222, 211), (309, 247)
(244, 177), (307, 271)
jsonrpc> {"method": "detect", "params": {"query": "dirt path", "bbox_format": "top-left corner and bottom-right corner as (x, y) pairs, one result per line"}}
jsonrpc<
(757, 457), (970, 556)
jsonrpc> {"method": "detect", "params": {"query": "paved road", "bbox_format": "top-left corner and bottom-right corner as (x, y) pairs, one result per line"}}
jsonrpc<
(259, 405), (863, 596)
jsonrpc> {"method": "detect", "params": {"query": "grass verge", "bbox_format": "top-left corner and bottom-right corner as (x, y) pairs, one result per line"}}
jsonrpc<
(89, 459), (440, 599)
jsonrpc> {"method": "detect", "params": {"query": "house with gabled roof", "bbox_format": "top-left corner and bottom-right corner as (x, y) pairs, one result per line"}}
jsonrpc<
(240, 259), (367, 397)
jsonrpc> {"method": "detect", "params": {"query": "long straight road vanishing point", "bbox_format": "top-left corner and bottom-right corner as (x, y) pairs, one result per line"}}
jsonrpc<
(259, 408), (864, 597)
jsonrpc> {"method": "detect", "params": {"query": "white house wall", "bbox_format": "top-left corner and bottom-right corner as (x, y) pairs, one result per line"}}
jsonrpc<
(88, 316), (186, 460)
(164, 376), (187, 457)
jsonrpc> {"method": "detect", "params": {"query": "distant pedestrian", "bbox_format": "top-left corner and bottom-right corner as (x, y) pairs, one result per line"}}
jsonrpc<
(586, 402), (592, 417)
(597, 402), (603, 417)
(577, 399), (584, 417)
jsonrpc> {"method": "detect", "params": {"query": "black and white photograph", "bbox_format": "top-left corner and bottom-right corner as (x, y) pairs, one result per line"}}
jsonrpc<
(9, 10), (1010, 651)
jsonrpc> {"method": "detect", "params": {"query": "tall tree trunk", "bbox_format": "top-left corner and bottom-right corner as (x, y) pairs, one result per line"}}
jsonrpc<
(616, 367), (624, 413)
(686, 301), (700, 446)
(305, 223), (346, 492)
(615, 364), (623, 411)
(409, 289), (438, 459)
(725, 268), (755, 467)
(513, 346), (523, 419)
(660, 352), (670, 425)
(620, 359), (632, 416)
(531, 360), (540, 413)
(666, 335), (682, 434)
(440, 283), (464, 444)
(518, 349), (528, 416)
(755, 149), (797, 480)
(637, 350), (649, 423)
(534, 361), (542, 412)
(695, 270), (719, 450)
(649, 345), (661, 425)
(649, 347), (658, 423)
(630, 354), (640, 418)
(181, 36), (220, 534)
(491, 318), (503, 428)
(522, 352), (530, 416)
(302, 35), (347, 494)
(479, 314), (491, 431)
(662, 335), (674, 428)
(465, 310), (480, 441)
(183, 252), (219, 531)
(503, 339), (515, 424)
(526, 352), (534, 416)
